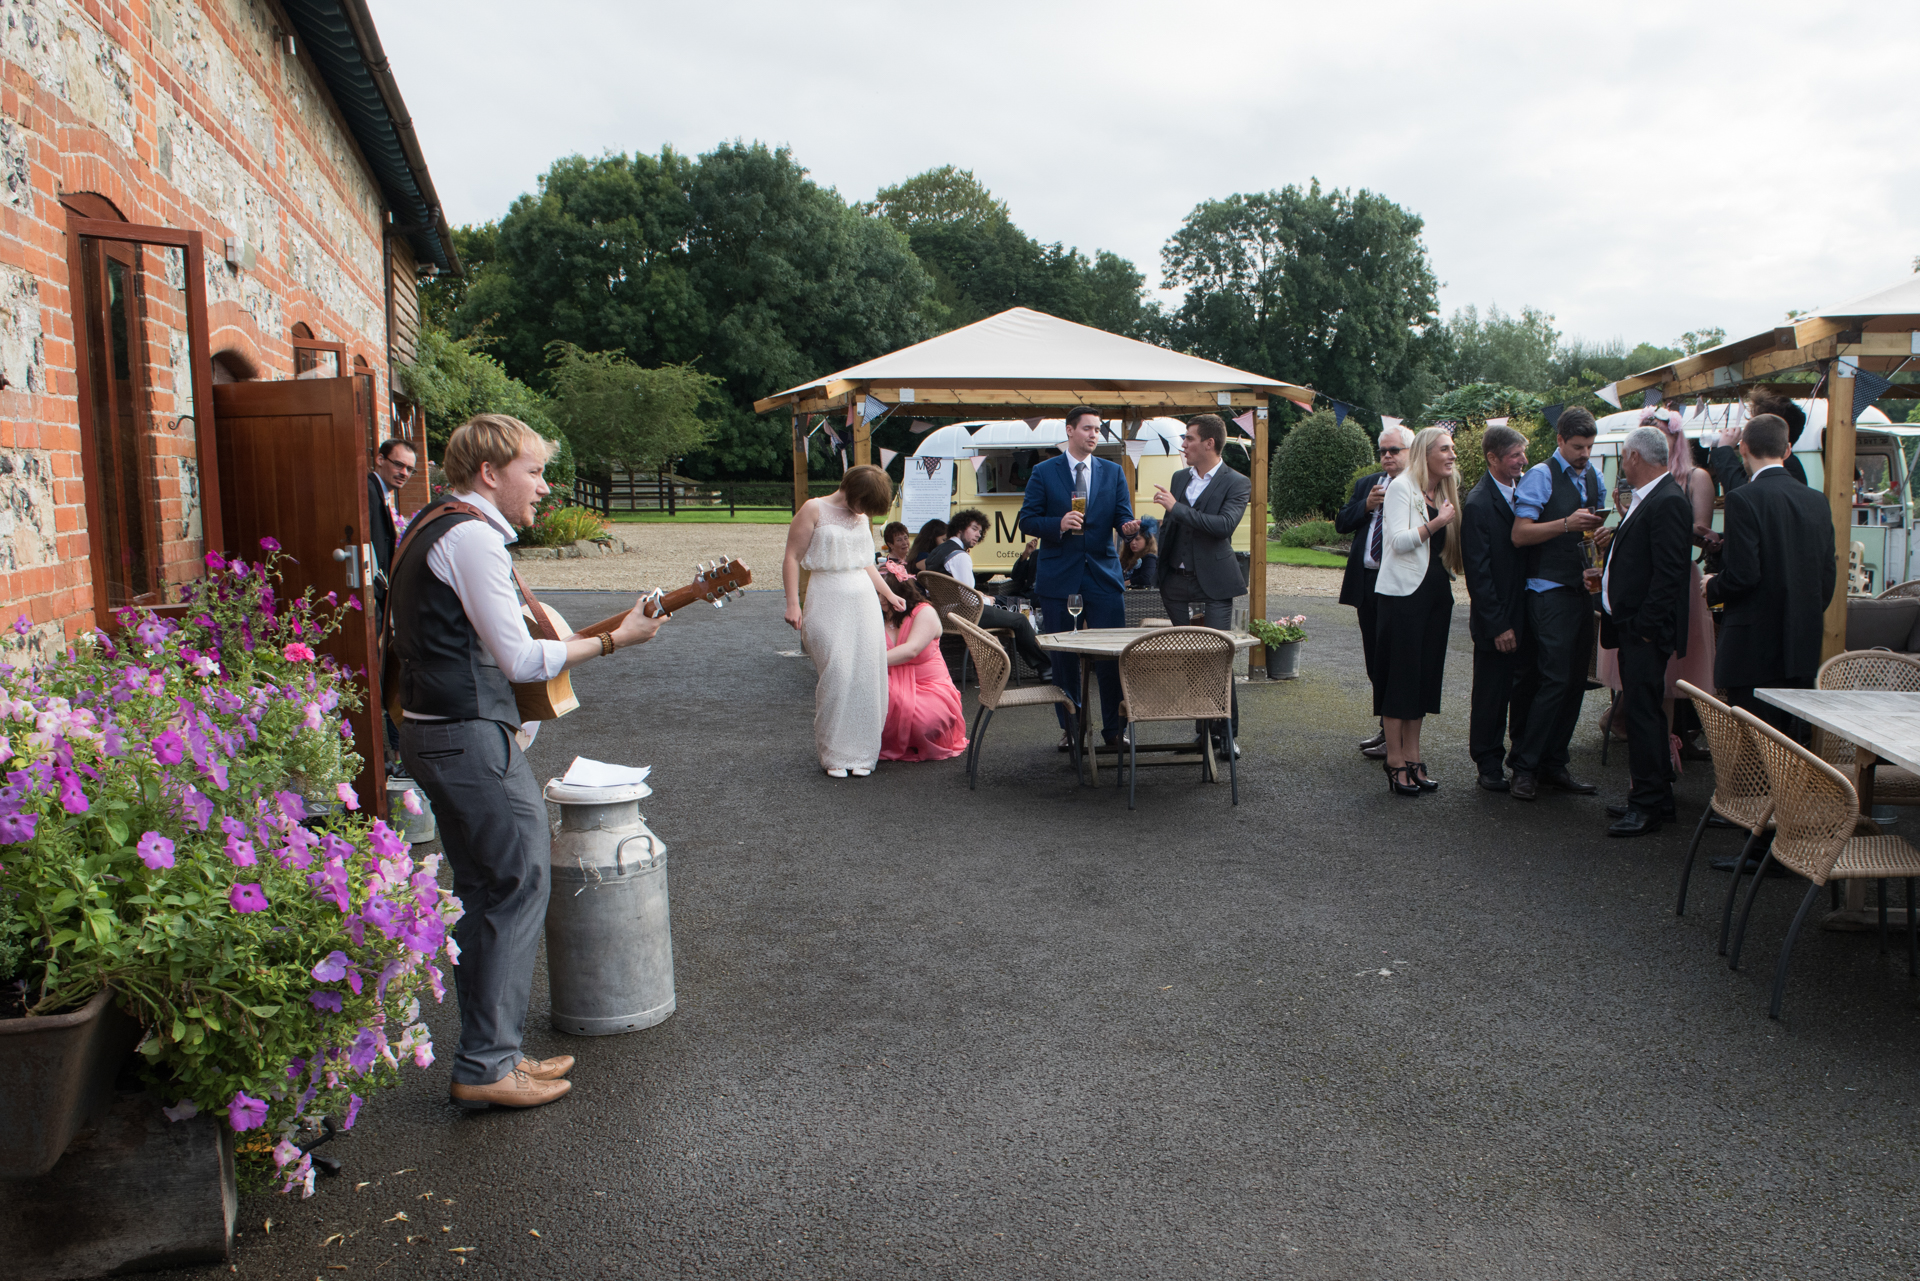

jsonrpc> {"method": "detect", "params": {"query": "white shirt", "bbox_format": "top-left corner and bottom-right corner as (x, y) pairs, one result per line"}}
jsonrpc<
(1178, 460), (1223, 569)
(1750, 462), (1783, 480)
(1362, 476), (1388, 570)
(405, 491), (567, 728)
(1602, 474), (1667, 615)
(941, 537), (976, 588)
(1493, 477), (1516, 510)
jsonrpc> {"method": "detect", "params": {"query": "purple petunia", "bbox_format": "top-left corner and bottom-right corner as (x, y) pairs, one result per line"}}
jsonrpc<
(226, 1091), (269, 1131)
(228, 882), (269, 914)
(224, 833), (256, 867)
(259, 536), (281, 553)
(133, 618), (171, 647)
(204, 551), (227, 573)
(342, 1093), (363, 1129)
(308, 989), (343, 1013)
(311, 950), (351, 982)
(150, 730), (185, 765)
(0, 811), (36, 842)
(346, 1026), (385, 1074)
(336, 782), (359, 811)
(135, 831), (175, 870)
(274, 790), (306, 823)
(180, 788), (214, 831)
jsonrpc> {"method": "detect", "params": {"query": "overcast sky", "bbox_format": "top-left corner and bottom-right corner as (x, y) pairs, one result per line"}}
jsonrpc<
(380, 0), (1919, 353)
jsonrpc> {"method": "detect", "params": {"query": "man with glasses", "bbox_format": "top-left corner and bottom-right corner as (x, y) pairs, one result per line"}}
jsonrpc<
(1335, 423), (1413, 758)
(370, 438), (417, 770)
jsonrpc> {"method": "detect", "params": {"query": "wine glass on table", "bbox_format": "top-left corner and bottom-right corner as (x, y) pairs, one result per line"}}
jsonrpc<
(1067, 594), (1084, 630)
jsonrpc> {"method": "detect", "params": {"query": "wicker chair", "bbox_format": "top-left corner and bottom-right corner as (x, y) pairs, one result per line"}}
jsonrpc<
(1813, 650), (1920, 810)
(1674, 682), (1776, 942)
(919, 570), (1017, 688)
(1723, 706), (1920, 1019)
(1878, 579), (1920, 600)
(950, 614), (1080, 789)
(1114, 626), (1237, 810)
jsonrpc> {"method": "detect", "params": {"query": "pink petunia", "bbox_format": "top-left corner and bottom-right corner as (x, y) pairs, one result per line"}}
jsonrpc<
(300, 702), (323, 731)
(282, 642), (316, 663)
(401, 788), (423, 816)
(226, 1090), (269, 1131)
(135, 831), (175, 870)
(336, 782), (359, 811)
(224, 833), (257, 867)
(150, 730), (185, 765)
(228, 882), (269, 913)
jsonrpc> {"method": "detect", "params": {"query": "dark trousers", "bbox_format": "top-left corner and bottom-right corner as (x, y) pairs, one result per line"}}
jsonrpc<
(1618, 639), (1675, 811)
(978, 603), (1050, 676)
(1039, 590), (1125, 739)
(399, 717), (550, 1086)
(1512, 587), (1595, 775)
(1354, 570), (1380, 682)
(1469, 634), (1538, 776)
(1160, 568), (1240, 741)
(1728, 680), (1814, 743)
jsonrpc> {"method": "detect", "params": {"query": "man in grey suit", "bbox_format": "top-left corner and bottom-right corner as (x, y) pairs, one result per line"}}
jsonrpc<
(1153, 413), (1251, 750)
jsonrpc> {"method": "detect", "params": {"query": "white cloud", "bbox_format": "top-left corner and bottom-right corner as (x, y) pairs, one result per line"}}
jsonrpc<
(379, 0), (1920, 355)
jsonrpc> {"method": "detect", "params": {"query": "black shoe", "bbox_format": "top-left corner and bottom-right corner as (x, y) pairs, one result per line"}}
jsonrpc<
(1607, 801), (1677, 820)
(1609, 808), (1664, 837)
(1361, 742), (1388, 760)
(1410, 761), (1439, 793)
(1385, 760), (1422, 797)
(1510, 770), (1538, 801)
(1359, 730), (1386, 752)
(1477, 772), (1510, 792)
(1540, 767), (1597, 795)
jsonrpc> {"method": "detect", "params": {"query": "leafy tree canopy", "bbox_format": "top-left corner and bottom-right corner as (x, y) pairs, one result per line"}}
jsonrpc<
(395, 329), (573, 489)
(869, 165), (1009, 231)
(544, 342), (719, 477)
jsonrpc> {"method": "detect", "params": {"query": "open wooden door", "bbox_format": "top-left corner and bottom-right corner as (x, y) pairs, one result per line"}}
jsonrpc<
(211, 378), (386, 820)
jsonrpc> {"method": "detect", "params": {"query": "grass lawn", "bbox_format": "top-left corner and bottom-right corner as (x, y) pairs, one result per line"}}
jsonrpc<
(1265, 543), (1347, 569)
(609, 511), (798, 524)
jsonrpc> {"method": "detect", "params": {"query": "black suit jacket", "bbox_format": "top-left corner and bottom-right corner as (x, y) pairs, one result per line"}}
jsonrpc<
(1706, 467), (1836, 686)
(1335, 471), (1385, 607)
(1599, 474), (1693, 656)
(368, 472), (398, 580)
(1709, 446), (1807, 499)
(1155, 464), (1250, 600)
(1460, 474), (1526, 648)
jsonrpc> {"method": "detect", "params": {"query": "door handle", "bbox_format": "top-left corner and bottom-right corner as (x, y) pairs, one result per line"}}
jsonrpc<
(333, 546), (361, 588)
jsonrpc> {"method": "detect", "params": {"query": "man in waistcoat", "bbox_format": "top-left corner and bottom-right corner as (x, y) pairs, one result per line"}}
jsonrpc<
(921, 507), (1050, 679)
(1506, 407), (1606, 802)
(391, 414), (665, 1110)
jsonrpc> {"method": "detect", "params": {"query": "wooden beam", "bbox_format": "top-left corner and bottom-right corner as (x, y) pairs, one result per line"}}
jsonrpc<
(790, 411), (809, 515)
(1247, 405), (1269, 672)
(1824, 369), (1856, 662)
(864, 387), (1275, 410)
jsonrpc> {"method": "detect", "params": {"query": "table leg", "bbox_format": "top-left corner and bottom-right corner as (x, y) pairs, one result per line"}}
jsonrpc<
(1080, 654), (1096, 785)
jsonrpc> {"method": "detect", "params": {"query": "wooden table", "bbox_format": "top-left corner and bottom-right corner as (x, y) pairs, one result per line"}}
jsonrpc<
(1757, 688), (1920, 925)
(1037, 626), (1259, 784)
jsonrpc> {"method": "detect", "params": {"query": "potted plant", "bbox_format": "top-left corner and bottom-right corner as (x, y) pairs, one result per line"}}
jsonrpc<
(1249, 614), (1309, 680)
(0, 543), (461, 1195)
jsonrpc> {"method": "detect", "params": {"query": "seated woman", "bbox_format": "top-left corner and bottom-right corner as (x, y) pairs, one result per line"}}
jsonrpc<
(903, 519), (948, 574)
(878, 565), (968, 763)
(879, 520), (910, 565)
(1120, 528), (1159, 589)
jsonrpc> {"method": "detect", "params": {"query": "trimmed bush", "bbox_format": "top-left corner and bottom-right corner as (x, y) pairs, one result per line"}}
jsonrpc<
(523, 504), (612, 547)
(1276, 519), (1339, 548)
(1270, 409), (1373, 521)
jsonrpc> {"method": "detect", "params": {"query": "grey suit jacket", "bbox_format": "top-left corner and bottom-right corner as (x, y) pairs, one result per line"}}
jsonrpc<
(1155, 464), (1251, 600)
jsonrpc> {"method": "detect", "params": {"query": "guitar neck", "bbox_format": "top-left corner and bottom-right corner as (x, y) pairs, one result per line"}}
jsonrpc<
(569, 581), (730, 639)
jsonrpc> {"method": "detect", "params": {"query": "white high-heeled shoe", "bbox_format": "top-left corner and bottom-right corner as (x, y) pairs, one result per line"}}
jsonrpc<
(824, 767), (849, 779)
(849, 767), (872, 777)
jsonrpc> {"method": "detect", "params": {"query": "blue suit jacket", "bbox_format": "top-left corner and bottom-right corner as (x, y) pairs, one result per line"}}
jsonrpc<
(1016, 453), (1134, 599)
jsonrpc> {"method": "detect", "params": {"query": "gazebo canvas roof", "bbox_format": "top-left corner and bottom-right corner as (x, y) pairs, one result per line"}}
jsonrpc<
(756, 307), (1311, 418)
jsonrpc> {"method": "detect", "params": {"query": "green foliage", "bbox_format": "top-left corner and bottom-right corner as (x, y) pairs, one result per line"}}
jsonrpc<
(1275, 519), (1338, 548)
(416, 223), (498, 333)
(869, 166), (1009, 230)
(0, 549), (454, 1194)
(397, 327), (556, 455)
(452, 143), (936, 477)
(543, 433), (576, 494)
(521, 505), (611, 548)
(544, 342), (718, 476)
(1162, 181), (1442, 418)
(1440, 305), (1560, 390)
(1418, 383), (1545, 427)
(1452, 424), (1488, 495)
(0, 889), (25, 981)
(1270, 409), (1373, 520)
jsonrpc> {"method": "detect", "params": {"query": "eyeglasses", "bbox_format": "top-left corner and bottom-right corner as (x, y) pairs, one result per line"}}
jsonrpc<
(1378, 446), (1406, 457)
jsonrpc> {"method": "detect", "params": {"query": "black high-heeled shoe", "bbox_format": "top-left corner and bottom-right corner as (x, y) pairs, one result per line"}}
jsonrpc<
(1384, 761), (1422, 797)
(1411, 761), (1440, 793)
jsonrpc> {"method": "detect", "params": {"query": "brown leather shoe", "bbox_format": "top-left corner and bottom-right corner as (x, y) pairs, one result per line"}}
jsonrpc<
(518, 1053), (574, 1081)
(450, 1068), (571, 1111)
(1510, 770), (1538, 801)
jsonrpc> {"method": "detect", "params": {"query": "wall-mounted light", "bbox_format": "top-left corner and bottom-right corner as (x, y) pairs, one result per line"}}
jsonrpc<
(275, 28), (297, 58)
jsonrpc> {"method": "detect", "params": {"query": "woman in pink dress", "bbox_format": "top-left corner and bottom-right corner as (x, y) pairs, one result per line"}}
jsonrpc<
(878, 567), (968, 763)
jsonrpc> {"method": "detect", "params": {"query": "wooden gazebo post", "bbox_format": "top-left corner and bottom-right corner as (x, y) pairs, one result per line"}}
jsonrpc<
(1247, 404), (1269, 653)
(1824, 364), (1857, 656)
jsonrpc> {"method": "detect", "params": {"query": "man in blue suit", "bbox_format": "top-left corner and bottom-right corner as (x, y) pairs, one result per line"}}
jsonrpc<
(1017, 406), (1139, 748)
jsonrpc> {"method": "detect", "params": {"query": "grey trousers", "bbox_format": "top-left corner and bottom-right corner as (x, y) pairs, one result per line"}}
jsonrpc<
(399, 718), (550, 1086)
(1159, 569), (1240, 739)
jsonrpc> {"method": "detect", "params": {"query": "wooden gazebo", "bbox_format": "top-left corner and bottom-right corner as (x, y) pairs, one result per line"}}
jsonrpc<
(1614, 276), (1920, 659)
(754, 308), (1314, 671)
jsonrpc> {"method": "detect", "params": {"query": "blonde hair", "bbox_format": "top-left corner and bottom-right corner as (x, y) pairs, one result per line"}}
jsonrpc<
(442, 414), (554, 489)
(1406, 425), (1463, 574)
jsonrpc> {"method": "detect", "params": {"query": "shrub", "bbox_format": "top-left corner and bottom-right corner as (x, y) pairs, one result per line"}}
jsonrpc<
(522, 504), (612, 547)
(1270, 409), (1373, 521)
(1276, 519), (1339, 548)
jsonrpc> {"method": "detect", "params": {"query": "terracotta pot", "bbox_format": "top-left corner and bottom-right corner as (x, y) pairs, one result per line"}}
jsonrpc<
(0, 988), (142, 1178)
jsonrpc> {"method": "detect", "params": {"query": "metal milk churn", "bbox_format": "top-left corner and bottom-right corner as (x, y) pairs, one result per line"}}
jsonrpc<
(542, 778), (676, 1035)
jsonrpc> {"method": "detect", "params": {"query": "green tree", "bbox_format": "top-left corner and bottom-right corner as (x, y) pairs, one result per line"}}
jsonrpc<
(395, 328), (573, 490)
(1161, 181), (1442, 416)
(1269, 408), (1373, 520)
(1442, 304), (1560, 390)
(544, 342), (719, 476)
(869, 165), (1009, 231)
(417, 223), (497, 333)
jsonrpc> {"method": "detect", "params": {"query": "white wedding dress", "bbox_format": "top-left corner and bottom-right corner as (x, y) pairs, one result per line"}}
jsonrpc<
(801, 502), (886, 770)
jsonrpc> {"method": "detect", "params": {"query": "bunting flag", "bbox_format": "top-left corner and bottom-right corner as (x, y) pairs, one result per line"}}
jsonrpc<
(1232, 410), (1255, 435)
(1224, 439), (1251, 455)
(969, 454), (987, 472)
(821, 418), (845, 449)
(845, 400), (858, 428)
(909, 419), (935, 434)
(1853, 368), (1896, 420)
(860, 394), (889, 423)
(1485, 417), (1509, 429)
(1543, 403), (1566, 430)
(1283, 390), (1315, 411)
(879, 448), (898, 469)
(1023, 416), (1042, 430)
(1123, 439), (1151, 459)
(1379, 415), (1404, 435)
(1332, 402), (1350, 426)
(1595, 383), (1622, 409)
(1642, 388), (1661, 409)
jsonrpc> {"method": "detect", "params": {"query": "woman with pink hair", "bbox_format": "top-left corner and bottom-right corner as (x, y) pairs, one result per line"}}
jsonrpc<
(1597, 409), (1718, 742)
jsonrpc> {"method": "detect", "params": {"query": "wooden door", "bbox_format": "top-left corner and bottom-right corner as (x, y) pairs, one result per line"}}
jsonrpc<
(211, 378), (385, 819)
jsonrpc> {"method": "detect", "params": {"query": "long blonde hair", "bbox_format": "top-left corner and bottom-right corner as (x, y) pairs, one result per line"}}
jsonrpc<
(1406, 425), (1463, 574)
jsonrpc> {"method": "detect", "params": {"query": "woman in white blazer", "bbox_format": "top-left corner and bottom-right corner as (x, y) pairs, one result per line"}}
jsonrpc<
(1373, 426), (1464, 796)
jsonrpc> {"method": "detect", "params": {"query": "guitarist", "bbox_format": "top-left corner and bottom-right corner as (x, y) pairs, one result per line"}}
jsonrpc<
(390, 414), (664, 1112)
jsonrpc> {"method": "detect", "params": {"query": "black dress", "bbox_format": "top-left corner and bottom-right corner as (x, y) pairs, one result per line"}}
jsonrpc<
(1373, 507), (1454, 719)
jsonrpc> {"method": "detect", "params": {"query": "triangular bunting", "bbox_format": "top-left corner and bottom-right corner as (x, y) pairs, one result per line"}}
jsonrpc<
(1332, 402), (1349, 426)
(909, 419), (935, 434)
(861, 394), (890, 423)
(1123, 439), (1150, 458)
(1023, 417), (1042, 430)
(1642, 388), (1661, 408)
(969, 454), (987, 471)
(1543, 404), (1566, 430)
(1595, 383), (1622, 409)
(880, 448), (898, 469)
(1486, 417), (1509, 429)
(1232, 410), (1255, 435)
(1380, 415), (1403, 435)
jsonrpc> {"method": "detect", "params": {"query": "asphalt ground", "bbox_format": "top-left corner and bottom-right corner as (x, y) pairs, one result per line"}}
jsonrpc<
(167, 591), (1920, 1281)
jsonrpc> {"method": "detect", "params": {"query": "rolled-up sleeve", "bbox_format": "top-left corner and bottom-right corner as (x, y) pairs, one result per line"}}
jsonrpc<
(428, 523), (567, 682)
(1512, 461), (1555, 520)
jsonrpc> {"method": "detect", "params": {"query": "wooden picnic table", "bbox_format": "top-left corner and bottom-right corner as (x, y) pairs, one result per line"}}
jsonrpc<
(1758, 688), (1920, 926)
(1037, 626), (1259, 784)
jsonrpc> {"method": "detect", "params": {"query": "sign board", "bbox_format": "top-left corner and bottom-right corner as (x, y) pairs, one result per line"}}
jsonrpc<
(900, 456), (952, 536)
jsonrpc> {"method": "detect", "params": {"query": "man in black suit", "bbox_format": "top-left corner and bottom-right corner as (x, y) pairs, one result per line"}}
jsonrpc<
(1705, 412), (1836, 736)
(1154, 413), (1252, 751)
(1707, 394), (1808, 496)
(369, 438), (416, 769)
(1597, 425), (1696, 836)
(1335, 423), (1413, 759)
(1461, 424), (1537, 792)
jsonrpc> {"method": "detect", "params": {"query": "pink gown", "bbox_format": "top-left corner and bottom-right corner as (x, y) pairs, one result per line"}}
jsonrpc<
(879, 604), (969, 762)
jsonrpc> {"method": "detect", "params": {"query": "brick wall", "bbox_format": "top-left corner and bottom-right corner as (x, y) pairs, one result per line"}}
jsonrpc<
(0, 0), (417, 642)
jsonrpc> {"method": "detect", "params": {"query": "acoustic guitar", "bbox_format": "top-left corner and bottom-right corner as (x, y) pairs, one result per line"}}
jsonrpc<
(509, 558), (753, 721)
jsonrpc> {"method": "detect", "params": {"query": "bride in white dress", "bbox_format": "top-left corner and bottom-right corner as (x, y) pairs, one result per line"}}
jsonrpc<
(782, 465), (903, 777)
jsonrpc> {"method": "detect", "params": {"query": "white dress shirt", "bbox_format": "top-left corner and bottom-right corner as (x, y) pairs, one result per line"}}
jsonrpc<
(1177, 460), (1222, 569)
(941, 537), (977, 588)
(1601, 474), (1667, 615)
(405, 491), (567, 730)
(1493, 477), (1515, 510)
(1362, 477), (1388, 570)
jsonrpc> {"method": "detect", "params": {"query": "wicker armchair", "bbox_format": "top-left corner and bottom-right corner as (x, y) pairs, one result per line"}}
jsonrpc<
(1674, 682), (1776, 941)
(919, 570), (1016, 688)
(1724, 706), (1920, 1019)
(1878, 579), (1920, 600)
(1813, 650), (1920, 809)
(1114, 626), (1237, 810)
(950, 615), (1080, 789)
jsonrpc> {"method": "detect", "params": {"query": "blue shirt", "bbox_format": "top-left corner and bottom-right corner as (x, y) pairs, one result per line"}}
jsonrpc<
(1513, 451), (1603, 594)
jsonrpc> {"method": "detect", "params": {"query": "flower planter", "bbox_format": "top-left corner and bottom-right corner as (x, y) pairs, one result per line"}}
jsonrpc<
(1266, 641), (1302, 680)
(0, 988), (143, 1179)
